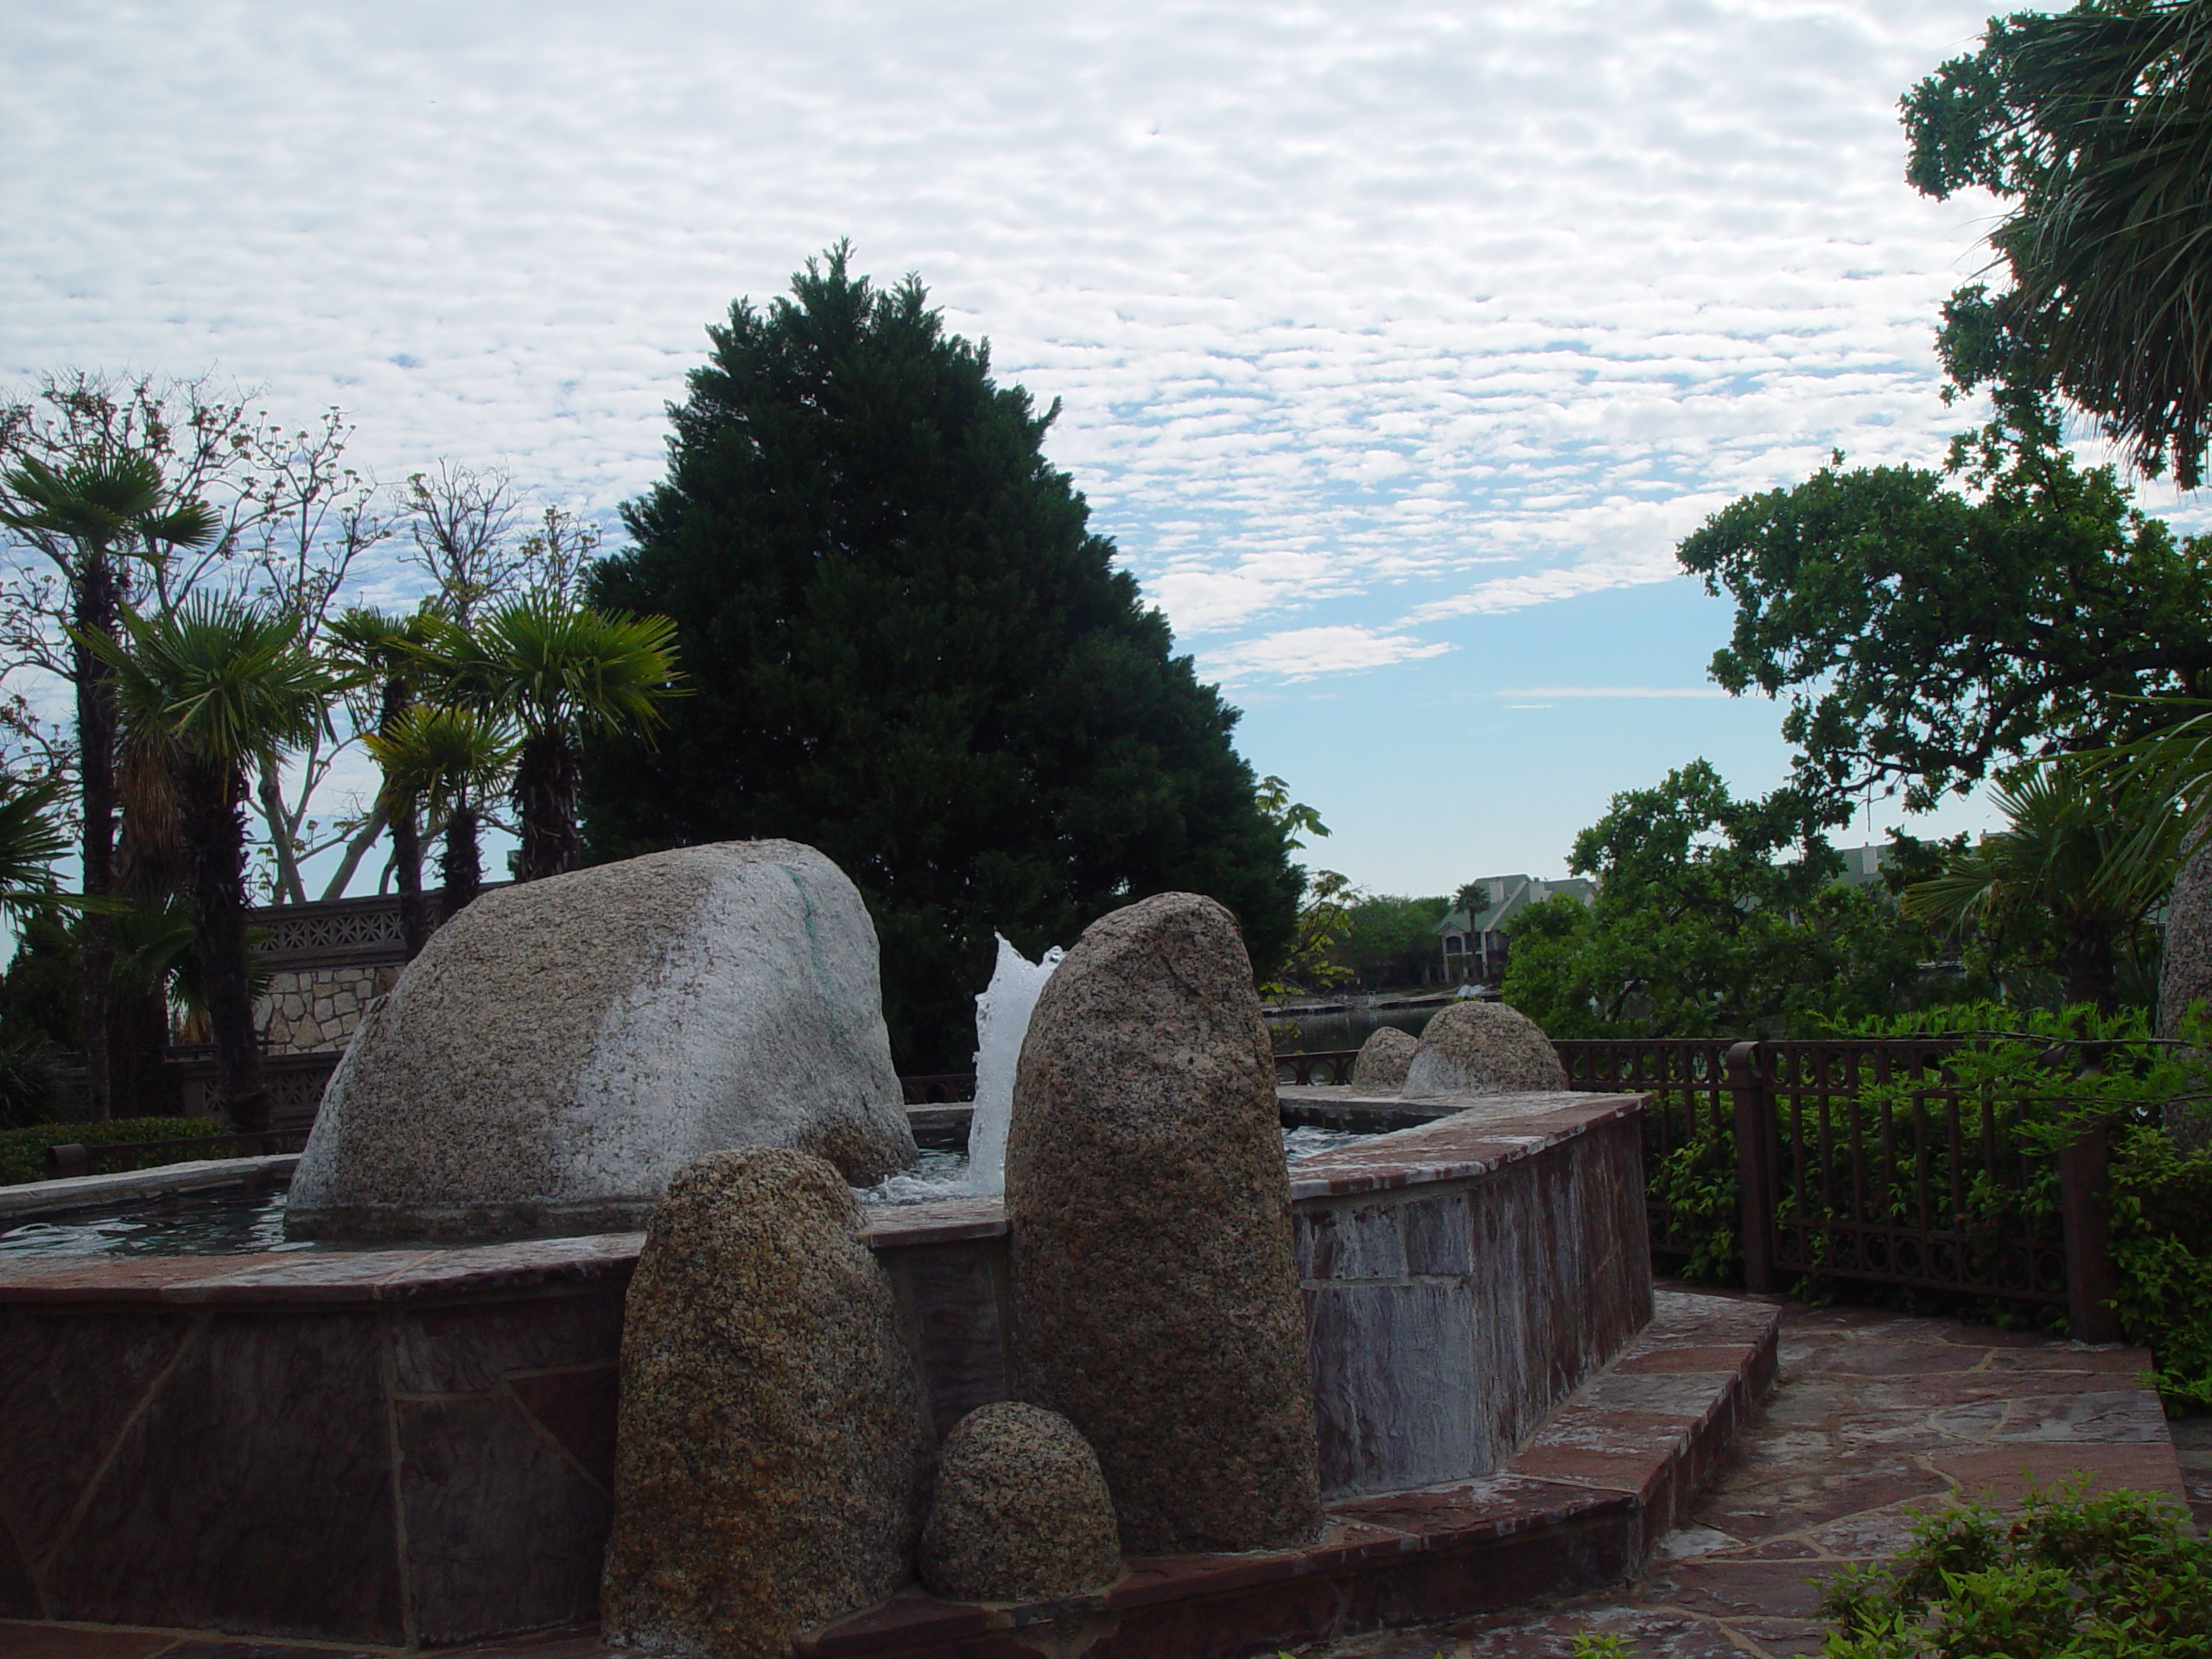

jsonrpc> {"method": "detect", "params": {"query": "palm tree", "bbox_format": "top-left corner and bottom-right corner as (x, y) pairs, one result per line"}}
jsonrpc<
(423, 597), (681, 881)
(327, 606), (445, 956)
(81, 596), (334, 1132)
(364, 704), (518, 922)
(1907, 1), (2212, 484)
(1903, 762), (2186, 1014)
(0, 454), (217, 1118)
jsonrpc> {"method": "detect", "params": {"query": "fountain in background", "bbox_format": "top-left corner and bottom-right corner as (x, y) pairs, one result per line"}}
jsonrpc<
(964, 935), (1062, 1197)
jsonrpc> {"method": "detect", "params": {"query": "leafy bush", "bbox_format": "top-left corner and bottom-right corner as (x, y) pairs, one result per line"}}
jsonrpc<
(0, 1116), (230, 1187)
(1820, 1483), (2211, 1659)
(0, 1039), (60, 1130)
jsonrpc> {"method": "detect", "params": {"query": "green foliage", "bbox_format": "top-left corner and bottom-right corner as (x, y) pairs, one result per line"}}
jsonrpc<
(1902, 760), (2184, 1013)
(0, 1039), (60, 1131)
(1647, 1113), (1745, 1286)
(1820, 1482), (2212, 1659)
(0, 1116), (229, 1186)
(584, 245), (1299, 1068)
(1497, 760), (1941, 1038)
(1569, 1636), (1635, 1659)
(1325, 893), (1451, 990)
(1676, 419), (2212, 813)
(0, 913), (81, 1052)
(1903, 1), (2212, 488)
(83, 595), (333, 774)
(2106, 1128), (2212, 1413)
(1255, 778), (1357, 997)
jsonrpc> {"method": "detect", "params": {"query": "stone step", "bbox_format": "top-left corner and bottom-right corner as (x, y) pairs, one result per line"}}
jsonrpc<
(796, 1290), (1781, 1659)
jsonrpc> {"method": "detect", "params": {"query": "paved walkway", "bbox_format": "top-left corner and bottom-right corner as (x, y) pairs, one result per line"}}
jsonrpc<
(5, 1293), (2197, 1659)
(1303, 1293), (2202, 1659)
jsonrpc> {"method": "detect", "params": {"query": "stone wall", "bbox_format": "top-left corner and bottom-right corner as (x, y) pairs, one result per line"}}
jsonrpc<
(257, 966), (397, 1053)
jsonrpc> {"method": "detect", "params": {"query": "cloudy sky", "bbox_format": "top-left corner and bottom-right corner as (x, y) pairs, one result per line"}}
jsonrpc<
(7, 0), (2192, 898)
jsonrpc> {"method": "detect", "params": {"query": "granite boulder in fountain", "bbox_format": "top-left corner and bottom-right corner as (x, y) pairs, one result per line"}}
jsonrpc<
(286, 840), (918, 1242)
(601, 1148), (932, 1659)
(1007, 891), (1325, 1555)
(1351, 1024), (1418, 1089)
(1401, 997), (1568, 1097)
(919, 1402), (1121, 1602)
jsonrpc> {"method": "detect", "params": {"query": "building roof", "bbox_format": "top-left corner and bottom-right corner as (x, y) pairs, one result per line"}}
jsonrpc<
(1434, 874), (1596, 939)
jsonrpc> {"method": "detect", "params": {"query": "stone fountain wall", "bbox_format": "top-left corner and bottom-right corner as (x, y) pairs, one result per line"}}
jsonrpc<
(0, 1092), (1648, 1647)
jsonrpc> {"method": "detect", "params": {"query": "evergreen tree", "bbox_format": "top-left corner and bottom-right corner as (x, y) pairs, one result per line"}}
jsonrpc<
(585, 247), (1300, 1068)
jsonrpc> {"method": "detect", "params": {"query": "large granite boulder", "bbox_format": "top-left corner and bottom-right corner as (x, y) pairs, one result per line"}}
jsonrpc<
(1401, 999), (1567, 1097)
(1350, 1025), (1418, 1090)
(287, 840), (917, 1241)
(1006, 892), (1324, 1555)
(601, 1148), (931, 1658)
(919, 1402), (1121, 1602)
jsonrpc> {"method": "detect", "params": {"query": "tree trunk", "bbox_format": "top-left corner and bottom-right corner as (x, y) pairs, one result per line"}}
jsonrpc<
(108, 982), (175, 1117)
(441, 803), (483, 918)
(73, 550), (119, 1122)
(256, 753), (307, 906)
(514, 730), (581, 881)
(179, 757), (270, 1133)
(393, 795), (429, 958)
(2060, 917), (2118, 1016)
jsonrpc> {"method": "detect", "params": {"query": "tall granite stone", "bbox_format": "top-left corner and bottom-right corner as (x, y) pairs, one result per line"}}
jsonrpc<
(2158, 836), (2212, 1149)
(601, 1148), (931, 1659)
(919, 1402), (1121, 1602)
(1006, 892), (1324, 1556)
(1351, 1026), (1418, 1090)
(287, 841), (918, 1241)
(1401, 999), (1567, 1098)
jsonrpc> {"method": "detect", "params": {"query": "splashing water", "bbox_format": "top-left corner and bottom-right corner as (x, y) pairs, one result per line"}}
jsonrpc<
(964, 935), (1065, 1196)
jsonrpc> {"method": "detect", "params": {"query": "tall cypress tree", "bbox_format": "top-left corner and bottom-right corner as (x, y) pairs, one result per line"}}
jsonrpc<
(584, 247), (1300, 1070)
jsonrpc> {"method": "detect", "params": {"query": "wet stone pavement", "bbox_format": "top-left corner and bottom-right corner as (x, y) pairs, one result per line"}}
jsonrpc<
(1299, 1292), (2203, 1659)
(2, 1292), (2197, 1659)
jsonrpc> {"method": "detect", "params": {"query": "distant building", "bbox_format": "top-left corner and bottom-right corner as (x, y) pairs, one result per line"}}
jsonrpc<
(1433, 875), (1596, 985)
(1835, 843), (1890, 891)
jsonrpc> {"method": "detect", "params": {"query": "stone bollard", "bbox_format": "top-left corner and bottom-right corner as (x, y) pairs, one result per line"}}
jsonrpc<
(1400, 999), (1567, 1097)
(601, 1147), (931, 1658)
(919, 1402), (1121, 1601)
(1006, 892), (1324, 1555)
(1350, 1025), (1419, 1090)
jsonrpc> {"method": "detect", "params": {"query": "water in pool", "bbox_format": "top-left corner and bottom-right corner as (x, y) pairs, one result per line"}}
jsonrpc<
(0, 1125), (1380, 1259)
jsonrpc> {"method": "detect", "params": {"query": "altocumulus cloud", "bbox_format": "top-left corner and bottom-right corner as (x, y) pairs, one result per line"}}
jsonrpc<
(2, 0), (2095, 686)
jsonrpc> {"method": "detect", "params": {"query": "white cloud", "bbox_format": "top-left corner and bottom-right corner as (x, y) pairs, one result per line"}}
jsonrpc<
(1496, 686), (1733, 700)
(5, 0), (2182, 695)
(1200, 626), (1453, 684)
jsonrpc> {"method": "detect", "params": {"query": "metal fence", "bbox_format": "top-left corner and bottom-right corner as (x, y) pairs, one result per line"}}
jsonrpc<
(1284, 1037), (2123, 1337)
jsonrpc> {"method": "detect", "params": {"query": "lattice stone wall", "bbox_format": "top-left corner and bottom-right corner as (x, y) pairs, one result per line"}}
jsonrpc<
(258, 965), (399, 1053)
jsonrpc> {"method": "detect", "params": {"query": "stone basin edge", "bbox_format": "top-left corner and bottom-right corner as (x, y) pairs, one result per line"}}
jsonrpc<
(0, 1090), (1644, 1306)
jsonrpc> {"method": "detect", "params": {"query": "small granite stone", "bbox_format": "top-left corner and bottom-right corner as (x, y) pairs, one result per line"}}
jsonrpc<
(919, 1402), (1121, 1602)
(1007, 892), (1325, 1556)
(286, 840), (918, 1241)
(600, 1147), (931, 1659)
(1401, 999), (1568, 1097)
(1350, 1026), (1419, 1090)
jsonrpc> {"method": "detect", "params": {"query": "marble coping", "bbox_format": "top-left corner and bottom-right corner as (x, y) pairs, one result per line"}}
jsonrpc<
(0, 1090), (1643, 1308)
(0, 1154), (299, 1222)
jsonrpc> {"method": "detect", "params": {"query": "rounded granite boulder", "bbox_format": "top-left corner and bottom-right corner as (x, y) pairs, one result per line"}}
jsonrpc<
(1401, 999), (1567, 1098)
(287, 840), (918, 1242)
(1350, 1025), (1419, 1090)
(600, 1147), (932, 1659)
(919, 1402), (1121, 1603)
(1006, 892), (1324, 1556)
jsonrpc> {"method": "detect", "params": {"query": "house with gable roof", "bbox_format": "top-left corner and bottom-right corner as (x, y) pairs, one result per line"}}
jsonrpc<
(1433, 874), (1596, 986)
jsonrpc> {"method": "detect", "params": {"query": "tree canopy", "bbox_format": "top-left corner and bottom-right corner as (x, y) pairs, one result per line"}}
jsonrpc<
(1499, 761), (1939, 1039)
(1904, 0), (2212, 486)
(1676, 412), (2212, 813)
(583, 246), (1300, 1069)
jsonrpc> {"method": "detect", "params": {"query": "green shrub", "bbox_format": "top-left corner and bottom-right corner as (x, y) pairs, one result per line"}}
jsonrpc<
(0, 1116), (230, 1187)
(0, 1039), (60, 1130)
(1819, 1483), (2212, 1659)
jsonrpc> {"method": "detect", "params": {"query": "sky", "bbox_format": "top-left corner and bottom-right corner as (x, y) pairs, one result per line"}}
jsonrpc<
(6, 0), (2202, 899)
